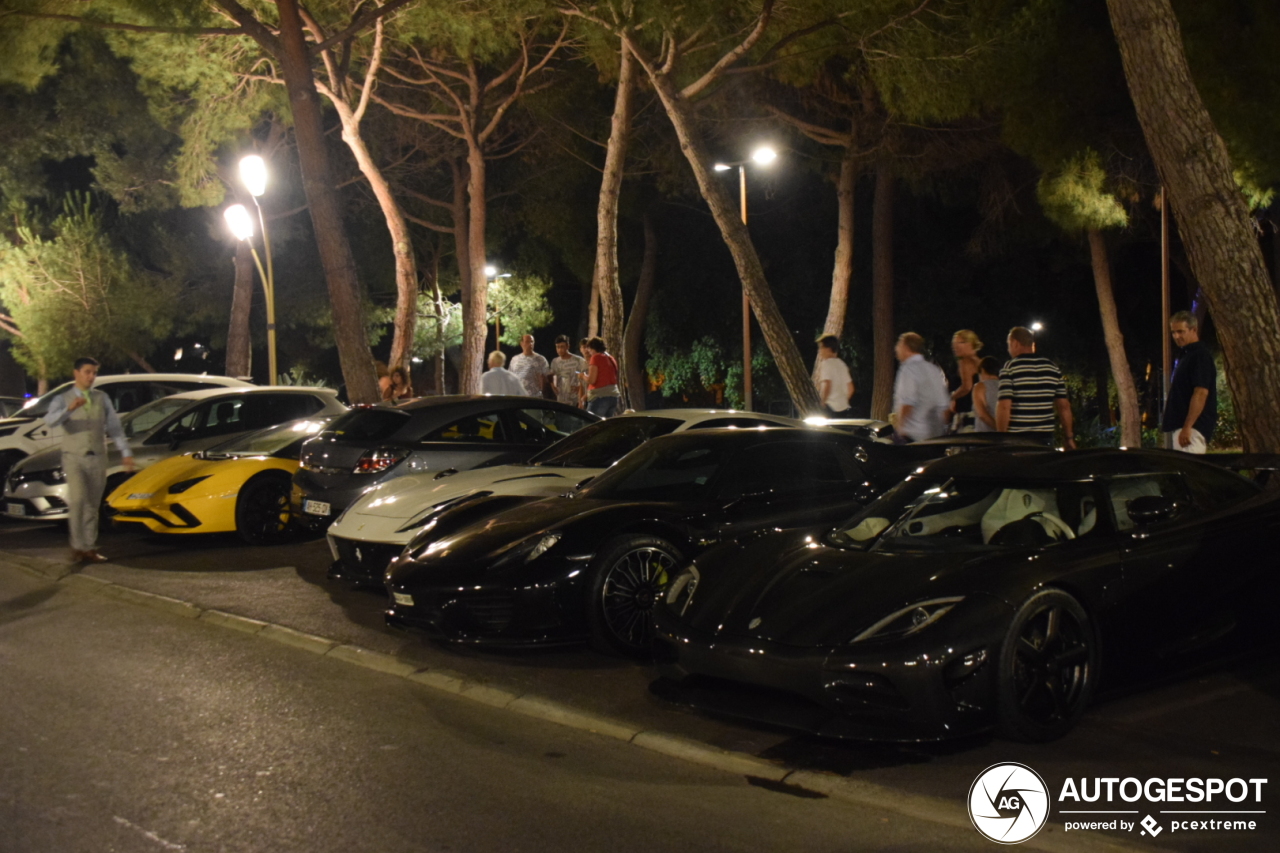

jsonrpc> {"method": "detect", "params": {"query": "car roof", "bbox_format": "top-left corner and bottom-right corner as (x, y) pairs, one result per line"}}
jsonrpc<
(644, 426), (859, 450)
(83, 373), (251, 386)
(617, 409), (801, 426)
(157, 385), (338, 401)
(910, 447), (1240, 481)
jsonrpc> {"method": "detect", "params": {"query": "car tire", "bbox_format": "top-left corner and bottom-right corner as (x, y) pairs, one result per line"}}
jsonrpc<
(995, 588), (1097, 742)
(586, 535), (684, 658)
(100, 472), (135, 524)
(236, 473), (294, 546)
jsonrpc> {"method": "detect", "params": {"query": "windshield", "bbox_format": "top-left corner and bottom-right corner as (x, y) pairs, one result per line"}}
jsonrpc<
(17, 382), (73, 417)
(832, 476), (1100, 552)
(205, 417), (332, 459)
(528, 416), (682, 469)
(578, 436), (734, 503)
(121, 397), (191, 438)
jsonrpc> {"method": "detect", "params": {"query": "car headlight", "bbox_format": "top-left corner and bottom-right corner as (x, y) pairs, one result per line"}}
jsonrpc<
(851, 597), (964, 643)
(42, 468), (67, 485)
(167, 476), (211, 495)
(664, 565), (701, 616)
(525, 533), (561, 563)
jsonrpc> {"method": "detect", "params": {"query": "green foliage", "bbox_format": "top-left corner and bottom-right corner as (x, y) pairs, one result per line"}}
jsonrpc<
(1037, 150), (1128, 233)
(0, 194), (180, 379)
(489, 273), (554, 345)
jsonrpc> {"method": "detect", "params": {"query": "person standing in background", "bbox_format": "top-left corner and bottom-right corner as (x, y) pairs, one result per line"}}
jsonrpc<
(813, 335), (854, 416)
(45, 357), (134, 563)
(972, 356), (1002, 433)
(584, 337), (621, 418)
(550, 335), (587, 407)
(946, 330), (983, 432)
(1161, 310), (1216, 453)
(480, 351), (528, 396)
(996, 326), (1076, 449)
(892, 333), (950, 443)
(508, 334), (550, 397)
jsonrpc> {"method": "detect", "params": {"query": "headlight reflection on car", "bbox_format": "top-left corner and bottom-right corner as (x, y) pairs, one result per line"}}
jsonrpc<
(665, 565), (701, 616)
(525, 533), (561, 563)
(852, 597), (964, 643)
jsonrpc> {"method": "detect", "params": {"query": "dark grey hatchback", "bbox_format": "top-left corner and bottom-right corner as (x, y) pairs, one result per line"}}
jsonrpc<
(292, 395), (598, 528)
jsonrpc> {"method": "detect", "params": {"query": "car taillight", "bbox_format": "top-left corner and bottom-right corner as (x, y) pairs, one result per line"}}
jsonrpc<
(353, 448), (406, 474)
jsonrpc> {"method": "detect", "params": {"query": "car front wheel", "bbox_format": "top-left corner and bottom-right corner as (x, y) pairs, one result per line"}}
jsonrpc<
(587, 535), (684, 658)
(995, 589), (1097, 742)
(236, 473), (294, 546)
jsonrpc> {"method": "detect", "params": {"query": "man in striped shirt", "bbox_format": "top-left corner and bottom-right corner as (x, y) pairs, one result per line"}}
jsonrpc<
(996, 326), (1076, 449)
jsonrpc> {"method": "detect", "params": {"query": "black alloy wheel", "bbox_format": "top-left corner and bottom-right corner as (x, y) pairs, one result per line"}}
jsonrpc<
(996, 589), (1097, 742)
(236, 473), (294, 545)
(587, 535), (684, 657)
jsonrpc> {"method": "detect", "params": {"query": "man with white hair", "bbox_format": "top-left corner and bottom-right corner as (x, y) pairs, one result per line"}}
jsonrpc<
(479, 351), (527, 396)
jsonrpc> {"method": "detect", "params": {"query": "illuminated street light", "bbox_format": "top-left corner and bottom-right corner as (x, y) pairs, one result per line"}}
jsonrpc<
(232, 155), (278, 383)
(486, 266), (512, 348)
(1031, 321), (1044, 332)
(239, 155), (268, 198)
(712, 145), (779, 411)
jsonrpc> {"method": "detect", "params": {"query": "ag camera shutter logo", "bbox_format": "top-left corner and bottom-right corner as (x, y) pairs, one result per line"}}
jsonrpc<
(969, 763), (1051, 844)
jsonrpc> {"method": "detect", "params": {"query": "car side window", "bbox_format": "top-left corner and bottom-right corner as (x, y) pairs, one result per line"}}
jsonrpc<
(510, 408), (595, 445)
(146, 403), (208, 444)
(199, 398), (247, 438)
(103, 383), (148, 414)
(730, 441), (862, 497)
(238, 394), (323, 431)
(1184, 465), (1260, 511)
(422, 412), (506, 443)
(1106, 474), (1193, 531)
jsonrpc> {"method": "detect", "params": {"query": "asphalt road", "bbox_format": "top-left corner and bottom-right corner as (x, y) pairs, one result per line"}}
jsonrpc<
(0, 563), (993, 853)
(3, 518), (1279, 851)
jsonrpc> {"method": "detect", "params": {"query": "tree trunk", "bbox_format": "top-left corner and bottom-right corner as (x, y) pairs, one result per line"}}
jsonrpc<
(623, 208), (658, 411)
(333, 109), (418, 383)
(823, 149), (856, 337)
(274, 0), (379, 403)
(587, 282), (600, 338)
(225, 238), (254, 378)
(592, 40), (635, 406)
(1107, 0), (1280, 452)
(1088, 230), (1141, 447)
(631, 42), (822, 415)
(1095, 359), (1113, 428)
(870, 161), (895, 421)
(460, 144), (488, 395)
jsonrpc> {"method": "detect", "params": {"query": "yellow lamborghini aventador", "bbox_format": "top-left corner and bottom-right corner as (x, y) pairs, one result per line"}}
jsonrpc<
(108, 418), (331, 544)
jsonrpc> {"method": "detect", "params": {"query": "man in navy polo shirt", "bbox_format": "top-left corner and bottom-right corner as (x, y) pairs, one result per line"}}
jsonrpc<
(1161, 310), (1216, 454)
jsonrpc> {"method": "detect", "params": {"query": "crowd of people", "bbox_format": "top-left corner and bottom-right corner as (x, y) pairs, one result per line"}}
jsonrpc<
(814, 311), (1215, 454)
(479, 334), (623, 418)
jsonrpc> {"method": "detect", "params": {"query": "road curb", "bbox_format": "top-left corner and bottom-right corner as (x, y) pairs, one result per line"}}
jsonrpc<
(1, 550), (1154, 852)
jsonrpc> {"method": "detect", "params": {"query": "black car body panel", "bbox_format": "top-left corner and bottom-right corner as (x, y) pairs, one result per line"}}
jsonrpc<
(292, 395), (597, 527)
(383, 429), (966, 646)
(652, 448), (1280, 741)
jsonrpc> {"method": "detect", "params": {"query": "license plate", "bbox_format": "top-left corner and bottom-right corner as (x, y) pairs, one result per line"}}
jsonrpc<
(6, 502), (24, 516)
(393, 592), (414, 607)
(304, 499), (331, 516)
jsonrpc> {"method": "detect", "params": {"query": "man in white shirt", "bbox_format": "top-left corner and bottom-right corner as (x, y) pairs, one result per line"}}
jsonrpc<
(892, 332), (950, 442)
(480, 351), (528, 396)
(549, 335), (587, 407)
(813, 335), (854, 415)
(508, 334), (550, 397)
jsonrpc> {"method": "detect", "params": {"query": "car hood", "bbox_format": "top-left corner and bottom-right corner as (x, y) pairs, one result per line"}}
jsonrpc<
(346, 463), (600, 521)
(681, 532), (1009, 648)
(108, 453), (285, 504)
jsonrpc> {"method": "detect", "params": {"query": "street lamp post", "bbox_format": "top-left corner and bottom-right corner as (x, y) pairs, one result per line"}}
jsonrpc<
(714, 145), (777, 411)
(485, 265), (512, 351)
(227, 155), (278, 383)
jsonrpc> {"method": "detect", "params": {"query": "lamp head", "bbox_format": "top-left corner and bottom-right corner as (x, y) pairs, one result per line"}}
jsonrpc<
(713, 163), (731, 172)
(484, 264), (498, 278)
(224, 204), (254, 241)
(751, 146), (778, 166)
(1030, 321), (1044, 332)
(239, 155), (268, 197)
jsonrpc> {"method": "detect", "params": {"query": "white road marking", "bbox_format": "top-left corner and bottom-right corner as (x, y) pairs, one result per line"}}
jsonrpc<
(112, 816), (185, 850)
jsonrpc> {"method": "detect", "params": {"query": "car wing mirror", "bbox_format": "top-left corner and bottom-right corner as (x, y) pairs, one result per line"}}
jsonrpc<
(433, 468), (459, 481)
(1127, 494), (1180, 526)
(573, 476), (595, 491)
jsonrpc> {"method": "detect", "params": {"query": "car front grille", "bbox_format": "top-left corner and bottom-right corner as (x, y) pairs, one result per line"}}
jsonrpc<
(333, 537), (403, 580)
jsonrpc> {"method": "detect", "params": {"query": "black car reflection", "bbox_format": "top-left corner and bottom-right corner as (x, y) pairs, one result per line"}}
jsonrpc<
(653, 449), (1280, 742)
(384, 428), (930, 656)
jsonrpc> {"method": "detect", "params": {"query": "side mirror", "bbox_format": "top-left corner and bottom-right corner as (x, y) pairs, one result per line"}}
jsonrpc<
(573, 476), (595, 491)
(1127, 494), (1179, 525)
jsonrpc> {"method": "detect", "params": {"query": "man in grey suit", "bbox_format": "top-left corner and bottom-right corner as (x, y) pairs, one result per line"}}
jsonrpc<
(45, 357), (135, 563)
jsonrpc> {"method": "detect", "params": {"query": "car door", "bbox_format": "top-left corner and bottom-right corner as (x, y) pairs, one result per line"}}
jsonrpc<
(406, 409), (519, 473)
(1110, 471), (1254, 658)
(506, 406), (597, 448)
